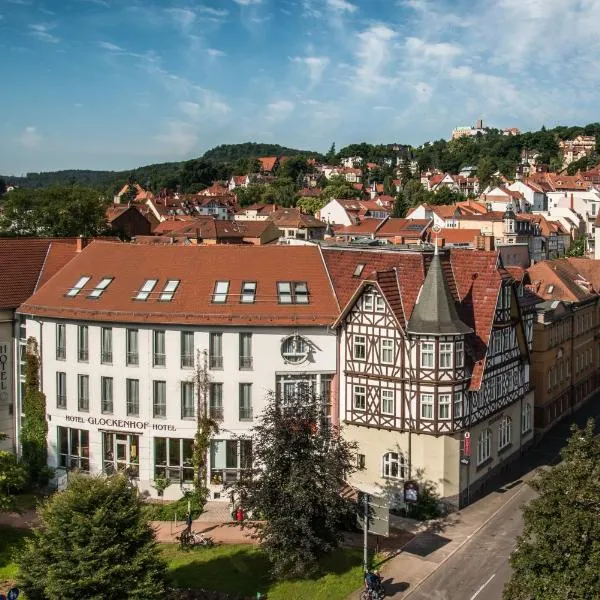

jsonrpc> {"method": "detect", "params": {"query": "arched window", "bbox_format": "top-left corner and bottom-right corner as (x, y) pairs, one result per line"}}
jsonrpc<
(382, 452), (407, 480)
(281, 335), (309, 364)
(477, 429), (492, 465)
(498, 416), (512, 450)
(521, 403), (532, 434)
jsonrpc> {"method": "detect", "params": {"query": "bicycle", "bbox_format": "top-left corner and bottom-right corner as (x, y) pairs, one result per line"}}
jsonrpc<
(177, 530), (215, 550)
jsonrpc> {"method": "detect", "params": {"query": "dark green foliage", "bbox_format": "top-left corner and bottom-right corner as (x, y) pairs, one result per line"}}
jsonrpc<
(567, 154), (598, 175)
(234, 389), (357, 580)
(142, 490), (204, 521)
(402, 179), (432, 207)
(504, 419), (600, 600)
(566, 235), (586, 257)
(0, 436), (27, 511)
(0, 178), (6, 196)
(430, 186), (465, 205)
(17, 473), (168, 600)
(203, 142), (320, 164)
(21, 339), (48, 485)
(319, 175), (362, 202)
(325, 142), (337, 164)
(392, 192), (409, 218)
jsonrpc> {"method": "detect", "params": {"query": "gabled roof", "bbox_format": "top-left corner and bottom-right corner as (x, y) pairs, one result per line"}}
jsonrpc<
(376, 218), (430, 238)
(335, 219), (386, 235)
(258, 156), (278, 172)
(270, 208), (326, 229)
(527, 260), (597, 303)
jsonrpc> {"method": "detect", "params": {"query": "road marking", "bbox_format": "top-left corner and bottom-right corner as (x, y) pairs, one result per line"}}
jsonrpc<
(470, 574), (496, 600)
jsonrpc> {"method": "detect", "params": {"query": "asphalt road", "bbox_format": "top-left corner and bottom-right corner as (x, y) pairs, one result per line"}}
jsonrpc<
(406, 399), (600, 600)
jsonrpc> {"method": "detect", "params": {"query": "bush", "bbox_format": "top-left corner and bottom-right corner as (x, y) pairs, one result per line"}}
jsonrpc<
(143, 491), (205, 522)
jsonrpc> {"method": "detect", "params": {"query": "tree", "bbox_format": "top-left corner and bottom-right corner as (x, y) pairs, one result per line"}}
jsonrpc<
(383, 175), (394, 196)
(326, 142), (337, 164)
(566, 235), (586, 257)
(392, 191), (409, 218)
(319, 175), (361, 202)
(17, 473), (168, 600)
(430, 186), (464, 206)
(0, 433), (27, 512)
(121, 183), (138, 204)
(402, 179), (432, 207)
(297, 196), (326, 216)
(0, 178), (6, 196)
(21, 338), (48, 485)
(234, 387), (357, 579)
(277, 155), (310, 183)
(477, 157), (495, 190)
(504, 419), (600, 600)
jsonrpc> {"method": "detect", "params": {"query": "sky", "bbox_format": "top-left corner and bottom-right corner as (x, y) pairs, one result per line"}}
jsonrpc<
(1, 0), (600, 174)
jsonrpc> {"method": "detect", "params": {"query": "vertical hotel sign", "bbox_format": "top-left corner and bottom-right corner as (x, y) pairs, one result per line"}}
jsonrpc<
(0, 341), (10, 407)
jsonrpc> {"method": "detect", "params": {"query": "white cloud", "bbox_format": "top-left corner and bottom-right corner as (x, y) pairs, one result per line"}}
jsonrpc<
(165, 8), (195, 31)
(154, 121), (198, 156)
(233, 0), (263, 5)
(206, 48), (226, 57)
(18, 126), (42, 149)
(197, 5), (229, 18)
(353, 24), (397, 90)
(181, 89), (231, 119)
(266, 100), (295, 122)
(29, 23), (59, 43)
(405, 37), (462, 62)
(326, 0), (357, 12)
(291, 56), (329, 85)
(98, 41), (123, 51)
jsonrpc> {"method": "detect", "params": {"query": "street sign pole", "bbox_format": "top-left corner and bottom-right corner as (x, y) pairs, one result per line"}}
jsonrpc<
(363, 492), (369, 573)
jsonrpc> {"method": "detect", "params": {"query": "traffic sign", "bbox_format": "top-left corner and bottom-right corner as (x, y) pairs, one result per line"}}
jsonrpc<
(357, 492), (389, 537)
(7, 588), (19, 600)
(463, 431), (471, 457)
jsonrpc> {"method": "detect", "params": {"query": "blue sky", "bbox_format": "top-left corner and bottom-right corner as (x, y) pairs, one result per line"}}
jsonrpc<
(1, 0), (599, 174)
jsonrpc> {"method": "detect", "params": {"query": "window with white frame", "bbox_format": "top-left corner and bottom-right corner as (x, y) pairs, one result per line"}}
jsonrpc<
(153, 380), (167, 418)
(181, 381), (195, 419)
(353, 385), (366, 410)
(56, 323), (66, 360)
(382, 452), (407, 479)
(363, 294), (374, 311)
(353, 335), (366, 360)
(375, 295), (385, 312)
(77, 374), (89, 412)
(159, 279), (180, 301)
(126, 378), (139, 416)
(521, 402), (532, 434)
(439, 394), (451, 420)
(453, 392), (463, 418)
(380, 389), (394, 415)
(477, 429), (492, 465)
(101, 327), (112, 364)
(498, 416), (512, 450)
(56, 372), (67, 409)
(77, 325), (88, 362)
(88, 277), (113, 299)
(420, 393), (434, 419)
(126, 329), (139, 366)
(181, 331), (194, 368)
(439, 343), (453, 369)
(456, 341), (464, 368)
(153, 330), (166, 367)
(240, 281), (257, 303)
(212, 280), (229, 303)
(101, 376), (113, 414)
(420, 342), (434, 368)
(135, 279), (157, 301)
(66, 276), (90, 297)
(380, 338), (394, 364)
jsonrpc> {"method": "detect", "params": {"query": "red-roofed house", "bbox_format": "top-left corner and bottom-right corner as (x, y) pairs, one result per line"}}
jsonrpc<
(106, 205), (152, 238)
(258, 156), (279, 174)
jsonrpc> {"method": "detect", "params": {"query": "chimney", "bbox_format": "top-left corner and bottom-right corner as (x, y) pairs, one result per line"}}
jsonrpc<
(570, 193), (574, 211)
(76, 235), (88, 253)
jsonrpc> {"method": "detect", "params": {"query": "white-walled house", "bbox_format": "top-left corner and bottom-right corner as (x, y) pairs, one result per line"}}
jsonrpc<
(507, 181), (547, 212)
(17, 242), (339, 501)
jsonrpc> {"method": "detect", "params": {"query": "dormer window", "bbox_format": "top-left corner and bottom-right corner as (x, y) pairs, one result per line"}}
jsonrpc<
(159, 280), (180, 302)
(88, 277), (113, 299)
(240, 281), (257, 304)
(353, 264), (365, 277)
(212, 281), (229, 303)
(66, 276), (90, 297)
(135, 279), (157, 301)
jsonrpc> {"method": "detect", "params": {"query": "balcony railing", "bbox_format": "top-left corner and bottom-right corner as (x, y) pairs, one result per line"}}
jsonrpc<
(127, 352), (139, 366)
(210, 468), (252, 486)
(239, 356), (253, 370)
(126, 403), (139, 417)
(78, 398), (89, 411)
(78, 349), (89, 362)
(101, 401), (113, 414)
(181, 354), (194, 369)
(56, 347), (66, 360)
(57, 395), (67, 408)
(101, 351), (113, 364)
(239, 407), (253, 421)
(153, 353), (166, 367)
(210, 406), (224, 421)
(209, 355), (223, 369)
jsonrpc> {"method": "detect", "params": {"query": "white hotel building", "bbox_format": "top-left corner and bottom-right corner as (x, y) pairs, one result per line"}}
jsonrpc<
(18, 242), (339, 500)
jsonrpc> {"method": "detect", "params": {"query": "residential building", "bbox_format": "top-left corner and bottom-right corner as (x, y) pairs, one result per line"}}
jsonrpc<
(373, 218), (431, 245)
(558, 136), (596, 167)
(269, 208), (327, 241)
(234, 203), (280, 221)
(106, 205), (153, 238)
(317, 199), (389, 226)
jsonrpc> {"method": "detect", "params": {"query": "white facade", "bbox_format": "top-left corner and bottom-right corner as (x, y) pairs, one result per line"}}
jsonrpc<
(25, 318), (336, 500)
(317, 199), (354, 226)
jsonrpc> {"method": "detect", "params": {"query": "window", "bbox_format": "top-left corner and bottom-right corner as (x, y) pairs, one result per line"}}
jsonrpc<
(353, 335), (366, 360)
(126, 329), (139, 366)
(77, 325), (88, 362)
(88, 277), (113, 299)
(439, 343), (453, 369)
(126, 378), (139, 416)
(181, 381), (195, 419)
(240, 281), (257, 303)
(356, 453), (366, 469)
(159, 279), (180, 301)
(77, 374), (89, 412)
(154, 437), (193, 482)
(153, 330), (166, 367)
(277, 281), (309, 304)
(56, 372), (67, 409)
(103, 432), (139, 477)
(477, 429), (492, 465)
(210, 439), (252, 484)
(456, 341), (464, 368)
(375, 295), (386, 312)
(239, 332), (253, 369)
(439, 394), (451, 420)
(353, 264), (365, 277)
(498, 416), (512, 450)
(381, 389), (394, 415)
(153, 380), (167, 418)
(420, 393), (434, 419)
(101, 376), (113, 414)
(212, 280), (229, 303)
(209, 332), (223, 369)
(353, 385), (366, 410)
(364, 294), (374, 311)
(281, 335), (309, 364)
(66, 276), (90, 297)
(239, 383), (252, 421)
(382, 452), (407, 480)
(181, 331), (194, 368)
(453, 392), (463, 418)
(209, 383), (223, 420)
(420, 342), (434, 368)
(57, 427), (89, 471)
(380, 338), (394, 364)
(101, 327), (112, 364)
(521, 402), (532, 434)
(135, 279), (157, 301)
(56, 323), (66, 360)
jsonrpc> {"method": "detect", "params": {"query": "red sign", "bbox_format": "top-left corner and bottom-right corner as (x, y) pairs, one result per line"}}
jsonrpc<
(463, 432), (471, 457)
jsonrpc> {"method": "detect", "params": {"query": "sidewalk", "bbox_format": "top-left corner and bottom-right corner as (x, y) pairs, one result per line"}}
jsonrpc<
(347, 478), (530, 599)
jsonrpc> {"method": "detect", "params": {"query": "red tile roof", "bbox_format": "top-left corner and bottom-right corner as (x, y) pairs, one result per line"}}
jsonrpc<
(270, 208), (325, 229)
(258, 156), (278, 172)
(438, 228), (480, 245)
(376, 218), (430, 238)
(335, 219), (386, 236)
(18, 243), (340, 326)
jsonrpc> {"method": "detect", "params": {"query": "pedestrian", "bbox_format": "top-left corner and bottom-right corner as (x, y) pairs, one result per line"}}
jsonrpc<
(185, 510), (193, 535)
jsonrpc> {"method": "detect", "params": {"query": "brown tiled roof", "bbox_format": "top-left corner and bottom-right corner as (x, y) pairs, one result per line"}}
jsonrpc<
(270, 208), (325, 229)
(18, 243), (339, 326)
(527, 260), (594, 303)
(438, 228), (480, 244)
(258, 156), (278, 172)
(376, 218), (430, 238)
(335, 219), (386, 235)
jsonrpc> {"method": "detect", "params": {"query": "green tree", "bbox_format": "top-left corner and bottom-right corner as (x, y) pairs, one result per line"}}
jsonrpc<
(402, 179), (432, 207)
(319, 175), (361, 202)
(234, 388), (357, 579)
(326, 142), (337, 164)
(504, 419), (600, 600)
(277, 155), (310, 183)
(566, 235), (586, 257)
(21, 338), (48, 485)
(17, 472), (168, 600)
(430, 186), (464, 205)
(392, 191), (409, 218)
(477, 157), (495, 190)
(297, 196), (326, 215)
(383, 175), (394, 195)
(121, 183), (138, 204)
(0, 178), (6, 196)
(0, 433), (27, 512)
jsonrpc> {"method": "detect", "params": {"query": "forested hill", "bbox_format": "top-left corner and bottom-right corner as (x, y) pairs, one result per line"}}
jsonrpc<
(202, 142), (322, 163)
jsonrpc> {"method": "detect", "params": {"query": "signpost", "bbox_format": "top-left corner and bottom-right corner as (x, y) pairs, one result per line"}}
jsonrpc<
(462, 431), (471, 505)
(357, 492), (389, 572)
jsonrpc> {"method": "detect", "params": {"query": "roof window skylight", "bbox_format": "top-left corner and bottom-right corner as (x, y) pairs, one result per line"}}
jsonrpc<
(353, 264), (365, 277)
(159, 279), (180, 302)
(66, 276), (91, 297)
(135, 279), (158, 301)
(277, 281), (309, 304)
(212, 281), (229, 303)
(88, 277), (113, 299)
(240, 281), (257, 304)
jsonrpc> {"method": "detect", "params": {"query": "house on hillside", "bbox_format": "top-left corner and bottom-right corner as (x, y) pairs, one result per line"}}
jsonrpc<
(106, 205), (152, 238)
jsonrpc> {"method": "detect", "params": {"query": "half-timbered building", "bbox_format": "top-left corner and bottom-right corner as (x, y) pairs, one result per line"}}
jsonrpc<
(324, 246), (535, 508)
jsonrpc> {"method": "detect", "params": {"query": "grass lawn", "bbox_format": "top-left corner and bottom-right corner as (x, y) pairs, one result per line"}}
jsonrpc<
(0, 526), (30, 583)
(164, 543), (367, 600)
